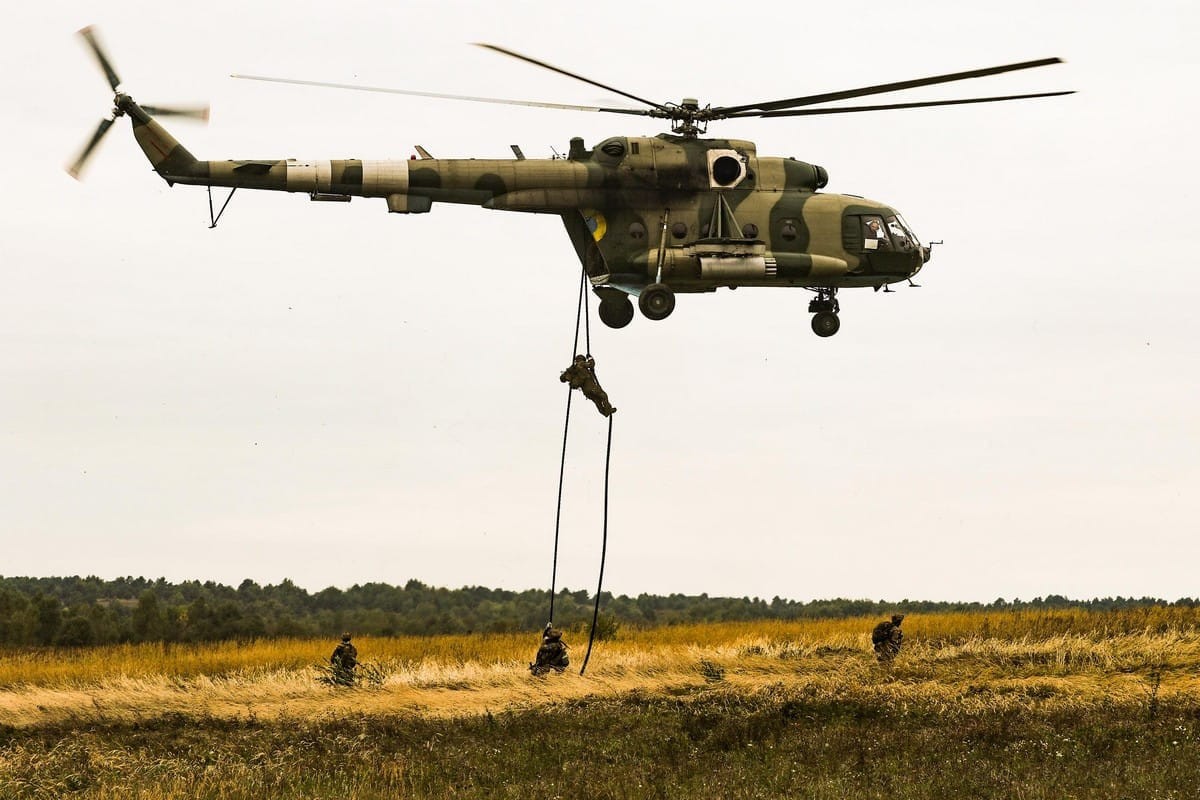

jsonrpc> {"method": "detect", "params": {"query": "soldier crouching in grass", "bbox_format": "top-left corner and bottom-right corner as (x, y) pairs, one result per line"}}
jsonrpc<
(530, 623), (570, 676)
(872, 614), (905, 662)
(330, 632), (358, 685)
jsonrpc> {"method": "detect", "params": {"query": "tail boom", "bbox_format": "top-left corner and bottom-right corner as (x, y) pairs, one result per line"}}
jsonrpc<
(122, 102), (590, 212)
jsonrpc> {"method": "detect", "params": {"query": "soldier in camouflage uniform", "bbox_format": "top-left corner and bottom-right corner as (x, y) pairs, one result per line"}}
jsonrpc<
(530, 623), (570, 675)
(871, 614), (905, 662)
(330, 632), (359, 685)
(560, 354), (615, 417)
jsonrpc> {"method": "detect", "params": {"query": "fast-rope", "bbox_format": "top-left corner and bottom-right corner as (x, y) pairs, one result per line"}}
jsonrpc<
(547, 266), (612, 676)
(580, 414), (612, 676)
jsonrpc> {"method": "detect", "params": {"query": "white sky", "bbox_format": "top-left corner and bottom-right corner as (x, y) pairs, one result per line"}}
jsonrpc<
(1, 1), (1197, 603)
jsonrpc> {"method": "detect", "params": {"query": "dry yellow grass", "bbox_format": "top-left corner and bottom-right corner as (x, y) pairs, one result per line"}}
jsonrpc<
(2, 608), (1197, 729)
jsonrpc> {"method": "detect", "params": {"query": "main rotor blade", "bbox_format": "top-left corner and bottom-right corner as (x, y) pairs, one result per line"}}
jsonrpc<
(230, 73), (649, 116)
(730, 90), (1076, 119)
(66, 117), (115, 180)
(475, 43), (671, 113)
(141, 103), (211, 121)
(77, 26), (121, 92)
(716, 57), (1067, 116)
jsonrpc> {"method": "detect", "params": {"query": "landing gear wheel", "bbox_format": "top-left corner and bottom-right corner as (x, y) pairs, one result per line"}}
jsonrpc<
(638, 283), (675, 321)
(598, 296), (635, 329)
(811, 311), (841, 337)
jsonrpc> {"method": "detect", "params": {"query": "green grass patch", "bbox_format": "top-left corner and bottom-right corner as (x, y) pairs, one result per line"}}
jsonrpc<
(2, 690), (1198, 799)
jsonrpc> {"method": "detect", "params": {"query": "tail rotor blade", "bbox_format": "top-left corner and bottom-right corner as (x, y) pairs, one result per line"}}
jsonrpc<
(77, 25), (121, 92)
(66, 117), (115, 180)
(142, 104), (211, 122)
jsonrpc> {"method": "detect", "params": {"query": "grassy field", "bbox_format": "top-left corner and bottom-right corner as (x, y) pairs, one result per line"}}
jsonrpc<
(2, 608), (1198, 798)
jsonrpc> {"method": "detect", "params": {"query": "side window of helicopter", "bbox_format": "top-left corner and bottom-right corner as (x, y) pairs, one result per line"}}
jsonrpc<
(780, 220), (798, 242)
(628, 221), (647, 240)
(862, 216), (890, 250)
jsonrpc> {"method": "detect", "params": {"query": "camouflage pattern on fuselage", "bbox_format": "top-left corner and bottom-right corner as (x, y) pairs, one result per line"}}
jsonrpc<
(121, 95), (925, 294)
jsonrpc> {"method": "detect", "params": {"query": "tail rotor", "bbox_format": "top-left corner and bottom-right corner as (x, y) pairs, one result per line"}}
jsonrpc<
(68, 26), (209, 180)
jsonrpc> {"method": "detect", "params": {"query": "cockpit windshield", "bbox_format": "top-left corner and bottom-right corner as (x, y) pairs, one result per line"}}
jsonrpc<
(851, 212), (922, 254)
(886, 214), (920, 249)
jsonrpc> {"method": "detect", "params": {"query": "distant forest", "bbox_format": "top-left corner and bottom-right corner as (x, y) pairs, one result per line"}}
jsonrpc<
(0, 575), (1194, 648)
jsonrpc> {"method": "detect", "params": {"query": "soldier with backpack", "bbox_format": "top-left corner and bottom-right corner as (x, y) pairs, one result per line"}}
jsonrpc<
(872, 614), (905, 662)
(530, 623), (570, 675)
(330, 632), (359, 685)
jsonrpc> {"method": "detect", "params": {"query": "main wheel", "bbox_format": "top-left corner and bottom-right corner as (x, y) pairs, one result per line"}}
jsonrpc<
(598, 296), (635, 329)
(638, 283), (675, 321)
(811, 311), (840, 337)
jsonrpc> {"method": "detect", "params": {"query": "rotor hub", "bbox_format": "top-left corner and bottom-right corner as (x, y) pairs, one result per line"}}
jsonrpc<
(650, 99), (715, 137)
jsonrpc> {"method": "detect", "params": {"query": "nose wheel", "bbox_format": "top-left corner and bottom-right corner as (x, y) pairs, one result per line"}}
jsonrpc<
(808, 289), (841, 337)
(811, 312), (840, 337)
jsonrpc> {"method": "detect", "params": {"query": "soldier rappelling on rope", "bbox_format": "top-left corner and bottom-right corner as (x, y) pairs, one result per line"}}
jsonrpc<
(530, 622), (570, 675)
(561, 354), (615, 417)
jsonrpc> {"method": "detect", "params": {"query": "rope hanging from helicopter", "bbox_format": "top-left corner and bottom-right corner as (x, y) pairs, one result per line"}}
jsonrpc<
(547, 266), (613, 676)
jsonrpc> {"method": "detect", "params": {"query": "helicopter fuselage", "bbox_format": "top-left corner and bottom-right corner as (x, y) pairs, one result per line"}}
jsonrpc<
(126, 97), (927, 332)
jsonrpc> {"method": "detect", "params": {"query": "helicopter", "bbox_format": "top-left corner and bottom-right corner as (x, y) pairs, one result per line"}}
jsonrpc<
(69, 28), (1072, 336)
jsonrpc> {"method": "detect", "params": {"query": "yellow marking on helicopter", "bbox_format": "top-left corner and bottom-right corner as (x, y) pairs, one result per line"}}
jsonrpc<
(583, 209), (607, 241)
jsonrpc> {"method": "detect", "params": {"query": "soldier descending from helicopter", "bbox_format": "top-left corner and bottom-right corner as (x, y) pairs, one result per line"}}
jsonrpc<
(560, 354), (615, 417)
(530, 623), (570, 675)
(872, 614), (905, 662)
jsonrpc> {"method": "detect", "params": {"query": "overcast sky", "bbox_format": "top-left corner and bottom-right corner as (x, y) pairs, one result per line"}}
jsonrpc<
(1, 2), (1196, 603)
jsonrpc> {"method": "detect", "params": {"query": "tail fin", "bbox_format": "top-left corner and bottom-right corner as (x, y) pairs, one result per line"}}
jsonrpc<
(121, 96), (204, 183)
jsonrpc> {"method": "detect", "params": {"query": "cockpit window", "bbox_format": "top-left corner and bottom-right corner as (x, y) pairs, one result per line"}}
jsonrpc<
(885, 214), (919, 250)
(846, 213), (921, 254)
(856, 213), (920, 252)
(862, 216), (890, 251)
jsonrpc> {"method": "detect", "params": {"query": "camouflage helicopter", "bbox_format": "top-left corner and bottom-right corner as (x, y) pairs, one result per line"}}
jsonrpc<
(69, 29), (1072, 336)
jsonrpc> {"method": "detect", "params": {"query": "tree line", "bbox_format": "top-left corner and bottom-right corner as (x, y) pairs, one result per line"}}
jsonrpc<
(0, 575), (1193, 648)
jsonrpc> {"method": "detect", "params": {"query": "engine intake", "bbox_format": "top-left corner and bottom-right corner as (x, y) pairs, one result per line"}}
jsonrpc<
(707, 149), (747, 189)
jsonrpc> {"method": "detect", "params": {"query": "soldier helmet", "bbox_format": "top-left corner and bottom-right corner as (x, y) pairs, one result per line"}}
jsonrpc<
(891, 614), (905, 625)
(545, 628), (563, 641)
(341, 632), (352, 642)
